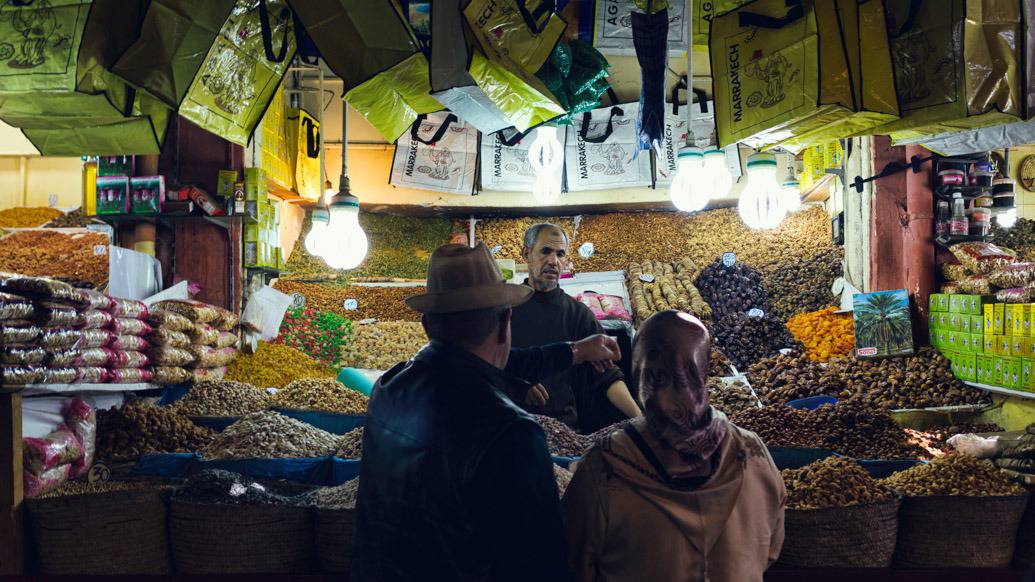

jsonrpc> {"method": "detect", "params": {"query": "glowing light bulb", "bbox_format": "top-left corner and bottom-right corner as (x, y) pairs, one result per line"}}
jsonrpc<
(527, 126), (563, 174)
(781, 178), (801, 213)
(532, 172), (562, 204)
(998, 208), (1018, 229)
(738, 153), (787, 230)
(670, 147), (707, 212)
(304, 208), (330, 256)
(701, 148), (733, 200)
(321, 194), (368, 270)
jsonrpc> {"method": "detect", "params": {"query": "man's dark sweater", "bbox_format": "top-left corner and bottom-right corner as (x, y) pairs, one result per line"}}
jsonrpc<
(510, 284), (626, 432)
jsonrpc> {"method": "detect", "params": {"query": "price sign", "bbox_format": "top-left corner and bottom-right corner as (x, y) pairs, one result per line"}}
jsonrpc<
(344, 298), (359, 311)
(747, 308), (765, 317)
(290, 292), (306, 309)
(93, 245), (107, 255)
(266, 387), (279, 395)
(722, 252), (736, 267)
(87, 462), (111, 483)
(579, 242), (595, 259)
(491, 245), (503, 255)
(639, 274), (655, 283)
(48, 194), (58, 207)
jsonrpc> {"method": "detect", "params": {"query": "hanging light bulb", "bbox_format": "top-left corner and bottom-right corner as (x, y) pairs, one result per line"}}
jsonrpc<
(670, 146), (706, 212)
(738, 153), (787, 230)
(998, 208), (1018, 229)
(323, 180), (335, 204)
(304, 207), (330, 256)
(701, 148), (733, 200)
(322, 193), (368, 270)
(527, 125), (563, 204)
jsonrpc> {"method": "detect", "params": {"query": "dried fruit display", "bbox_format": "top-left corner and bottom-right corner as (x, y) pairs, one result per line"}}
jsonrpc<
(730, 405), (819, 449)
(991, 219), (1035, 262)
(712, 312), (798, 370)
(0, 230), (108, 287)
(626, 259), (711, 324)
(273, 280), (420, 322)
(225, 342), (336, 389)
(760, 247), (844, 320)
(96, 403), (216, 461)
(472, 216), (578, 261)
(810, 403), (928, 460)
(535, 415), (593, 457)
(882, 454), (1026, 497)
(38, 479), (168, 498)
(270, 377), (369, 414)
(707, 377), (762, 416)
(785, 306), (855, 361)
(0, 206), (62, 228)
(694, 258), (771, 320)
(168, 380), (271, 417)
(287, 212), (453, 280)
(276, 307), (352, 367)
(335, 427), (364, 459)
(747, 351), (841, 404)
(300, 479), (360, 510)
(709, 348), (733, 376)
(782, 457), (895, 510)
(554, 465), (573, 498)
(43, 208), (94, 228)
(173, 469), (304, 506)
(201, 411), (342, 459)
(341, 321), (427, 370)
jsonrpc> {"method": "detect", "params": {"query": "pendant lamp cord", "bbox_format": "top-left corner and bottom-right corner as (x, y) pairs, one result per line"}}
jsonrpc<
(684, 0), (695, 147)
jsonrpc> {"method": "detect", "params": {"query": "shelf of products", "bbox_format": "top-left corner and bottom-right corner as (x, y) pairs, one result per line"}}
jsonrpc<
(964, 381), (1035, 401)
(18, 383), (161, 396)
(89, 214), (243, 230)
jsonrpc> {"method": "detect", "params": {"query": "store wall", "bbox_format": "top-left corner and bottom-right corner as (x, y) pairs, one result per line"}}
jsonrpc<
(0, 157), (83, 210)
(1007, 145), (1035, 219)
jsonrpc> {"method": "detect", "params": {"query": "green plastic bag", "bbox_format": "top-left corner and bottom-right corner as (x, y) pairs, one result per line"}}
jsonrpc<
(464, 0), (566, 77)
(344, 52), (443, 143)
(22, 92), (171, 156)
(178, 0), (296, 146)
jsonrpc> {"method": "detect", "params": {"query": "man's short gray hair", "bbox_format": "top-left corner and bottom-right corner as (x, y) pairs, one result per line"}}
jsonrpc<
(522, 223), (569, 251)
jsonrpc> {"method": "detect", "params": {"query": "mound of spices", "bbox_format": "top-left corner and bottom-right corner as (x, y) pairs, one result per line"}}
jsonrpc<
(224, 342), (336, 389)
(270, 377), (369, 414)
(782, 457), (896, 510)
(881, 454), (1026, 497)
(785, 306), (855, 361)
(168, 379), (271, 417)
(201, 411), (342, 459)
(0, 206), (63, 228)
(96, 403), (216, 461)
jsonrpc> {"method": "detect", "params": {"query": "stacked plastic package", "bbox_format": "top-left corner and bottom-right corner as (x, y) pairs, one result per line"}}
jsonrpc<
(0, 274), (152, 385)
(23, 397), (96, 497)
(147, 300), (239, 384)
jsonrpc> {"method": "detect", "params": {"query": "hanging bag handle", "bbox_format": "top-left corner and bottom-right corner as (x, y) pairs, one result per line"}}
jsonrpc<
(258, 0), (291, 63)
(671, 77), (687, 115)
(738, 0), (804, 28)
(579, 107), (624, 144)
(515, 0), (557, 34)
(411, 113), (459, 145)
(304, 116), (320, 158)
(888, 0), (923, 38)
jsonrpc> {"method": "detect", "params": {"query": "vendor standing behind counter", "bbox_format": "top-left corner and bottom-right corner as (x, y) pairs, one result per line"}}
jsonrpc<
(510, 224), (642, 433)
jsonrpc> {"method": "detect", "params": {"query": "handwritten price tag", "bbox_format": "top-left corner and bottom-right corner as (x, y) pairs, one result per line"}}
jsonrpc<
(291, 293), (306, 309)
(722, 252), (736, 267)
(344, 298), (359, 311)
(93, 245), (107, 255)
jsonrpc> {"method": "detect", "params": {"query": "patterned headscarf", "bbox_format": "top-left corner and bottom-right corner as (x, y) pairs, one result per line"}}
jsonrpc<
(633, 310), (727, 473)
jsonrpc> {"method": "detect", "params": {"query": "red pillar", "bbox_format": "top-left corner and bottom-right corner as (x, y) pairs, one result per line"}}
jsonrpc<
(868, 136), (936, 344)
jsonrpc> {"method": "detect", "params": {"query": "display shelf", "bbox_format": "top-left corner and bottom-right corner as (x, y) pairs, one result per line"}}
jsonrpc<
(934, 185), (993, 200)
(935, 233), (992, 247)
(963, 381), (1035, 401)
(17, 383), (161, 396)
(90, 214), (244, 230)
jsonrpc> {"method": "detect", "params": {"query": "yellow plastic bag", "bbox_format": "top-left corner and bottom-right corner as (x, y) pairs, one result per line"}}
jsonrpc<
(875, 0), (1023, 142)
(468, 51), (565, 132)
(344, 53), (443, 143)
(693, 0), (753, 47)
(464, 0), (566, 76)
(292, 109), (322, 201)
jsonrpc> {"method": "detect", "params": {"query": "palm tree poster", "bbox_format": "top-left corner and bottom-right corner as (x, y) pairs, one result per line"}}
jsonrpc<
(853, 289), (915, 358)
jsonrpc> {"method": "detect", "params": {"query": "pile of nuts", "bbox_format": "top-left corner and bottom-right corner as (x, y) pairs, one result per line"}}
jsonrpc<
(0, 206), (63, 227)
(300, 478), (360, 510)
(225, 342), (336, 389)
(273, 280), (420, 322)
(201, 411), (342, 459)
(730, 405), (819, 449)
(810, 403), (928, 460)
(709, 348), (733, 376)
(785, 306), (855, 362)
(341, 321), (427, 370)
(472, 216), (579, 261)
(37, 479), (167, 499)
(97, 403), (216, 461)
(991, 218), (1035, 262)
(0, 230), (109, 288)
(168, 380), (271, 417)
(760, 247), (844, 320)
(782, 457), (896, 510)
(626, 259), (712, 324)
(694, 259), (771, 320)
(882, 453), (1026, 496)
(554, 465), (574, 498)
(335, 427), (364, 459)
(535, 415), (593, 457)
(707, 377), (762, 416)
(270, 378), (369, 414)
(172, 469), (303, 506)
(43, 207), (94, 228)
(712, 312), (799, 370)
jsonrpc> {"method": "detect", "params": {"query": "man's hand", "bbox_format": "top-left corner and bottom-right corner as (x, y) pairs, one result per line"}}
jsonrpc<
(525, 383), (549, 407)
(572, 334), (621, 374)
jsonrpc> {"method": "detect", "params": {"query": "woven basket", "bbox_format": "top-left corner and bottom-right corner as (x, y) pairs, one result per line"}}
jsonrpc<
(1012, 486), (1035, 569)
(894, 494), (1029, 568)
(169, 500), (315, 574)
(775, 496), (900, 568)
(26, 489), (171, 574)
(315, 508), (356, 573)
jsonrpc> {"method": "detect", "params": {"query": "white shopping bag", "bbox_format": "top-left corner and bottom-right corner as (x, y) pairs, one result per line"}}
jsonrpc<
(657, 96), (718, 186)
(564, 102), (653, 191)
(480, 125), (564, 192)
(593, 0), (687, 56)
(390, 112), (478, 195)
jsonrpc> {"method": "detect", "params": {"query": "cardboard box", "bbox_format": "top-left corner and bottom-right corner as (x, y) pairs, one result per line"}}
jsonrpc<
(993, 357), (1006, 382)
(1024, 304), (1033, 336)
(1009, 359), (1023, 389)
(983, 334), (996, 354)
(960, 315), (972, 333)
(1012, 305), (1028, 336)
(971, 315), (984, 335)
(1022, 359), (1033, 389)
(948, 313), (962, 332)
(978, 356), (994, 384)
(994, 303), (1006, 335)
(1005, 307), (1016, 336)
(949, 294), (962, 313)
(959, 334), (972, 352)
(1012, 336), (1027, 357)
(928, 312), (938, 329)
(930, 294), (945, 312)
(946, 331), (959, 351)
(929, 327), (938, 347)
(997, 335), (1012, 356)
(985, 304), (995, 335)
(965, 295), (984, 315)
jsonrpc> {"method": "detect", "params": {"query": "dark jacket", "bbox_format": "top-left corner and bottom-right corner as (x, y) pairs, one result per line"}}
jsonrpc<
(511, 284), (626, 433)
(352, 340), (575, 582)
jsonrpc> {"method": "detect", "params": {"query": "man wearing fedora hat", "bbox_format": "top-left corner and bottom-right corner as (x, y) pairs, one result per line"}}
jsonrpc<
(353, 243), (622, 582)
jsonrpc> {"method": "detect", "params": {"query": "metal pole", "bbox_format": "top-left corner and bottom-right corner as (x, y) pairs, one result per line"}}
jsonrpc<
(318, 64), (326, 201)
(684, 0), (695, 146)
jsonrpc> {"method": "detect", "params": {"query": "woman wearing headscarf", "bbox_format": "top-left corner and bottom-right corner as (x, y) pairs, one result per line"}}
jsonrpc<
(561, 310), (785, 582)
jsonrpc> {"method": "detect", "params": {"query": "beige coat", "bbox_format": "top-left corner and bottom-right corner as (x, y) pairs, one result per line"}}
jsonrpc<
(561, 418), (786, 582)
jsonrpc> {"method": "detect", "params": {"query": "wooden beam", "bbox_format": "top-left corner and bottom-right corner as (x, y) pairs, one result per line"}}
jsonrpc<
(0, 391), (24, 575)
(869, 136), (908, 292)
(904, 145), (936, 345)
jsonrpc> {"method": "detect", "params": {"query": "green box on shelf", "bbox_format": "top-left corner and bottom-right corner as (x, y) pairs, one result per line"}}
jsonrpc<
(993, 357), (1006, 382)
(1009, 359), (1023, 389)
(928, 312), (937, 330)
(1022, 359), (1033, 390)
(960, 334), (972, 352)
(963, 353), (978, 382)
(930, 294), (945, 312)
(960, 315), (972, 334)
(929, 327), (938, 347)
(946, 331), (959, 351)
(949, 294), (963, 313)
(983, 334), (995, 354)
(971, 315), (984, 335)
(977, 355), (993, 384)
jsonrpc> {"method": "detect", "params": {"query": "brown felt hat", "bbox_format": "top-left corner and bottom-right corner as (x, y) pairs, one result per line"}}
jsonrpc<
(406, 243), (533, 314)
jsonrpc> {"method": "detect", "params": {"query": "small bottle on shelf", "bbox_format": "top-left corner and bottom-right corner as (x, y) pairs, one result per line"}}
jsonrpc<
(936, 200), (951, 236)
(950, 192), (968, 236)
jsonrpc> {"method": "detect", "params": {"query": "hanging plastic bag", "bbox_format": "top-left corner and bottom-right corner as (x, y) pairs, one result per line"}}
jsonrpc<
(288, 108), (321, 201)
(480, 125), (560, 192)
(564, 102), (653, 191)
(464, 0), (567, 76)
(390, 112), (478, 195)
(595, 0), (688, 55)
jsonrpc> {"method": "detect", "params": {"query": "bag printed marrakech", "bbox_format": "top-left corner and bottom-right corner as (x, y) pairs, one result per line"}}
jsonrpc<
(564, 102), (653, 191)
(390, 112), (478, 195)
(480, 125), (561, 192)
(593, 0), (688, 56)
(657, 88), (718, 185)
